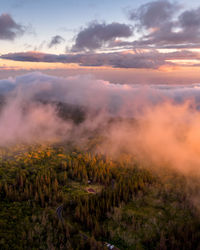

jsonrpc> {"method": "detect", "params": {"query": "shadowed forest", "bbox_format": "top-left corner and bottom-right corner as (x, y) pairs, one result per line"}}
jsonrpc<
(0, 142), (200, 250)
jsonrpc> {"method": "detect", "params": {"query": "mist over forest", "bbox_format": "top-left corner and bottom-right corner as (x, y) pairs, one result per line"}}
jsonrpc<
(1, 72), (200, 175)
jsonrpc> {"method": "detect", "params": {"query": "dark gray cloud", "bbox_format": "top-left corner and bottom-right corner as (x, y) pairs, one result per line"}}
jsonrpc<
(129, 0), (179, 29)
(0, 13), (24, 40)
(71, 22), (133, 51)
(179, 7), (200, 29)
(49, 35), (65, 48)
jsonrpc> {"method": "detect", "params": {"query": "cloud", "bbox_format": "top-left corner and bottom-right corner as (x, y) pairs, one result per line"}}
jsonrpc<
(179, 7), (200, 29)
(0, 13), (24, 40)
(71, 21), (133, 51)
(48, 35), (65, 48)
(0, 50), (174, 69)
(128, 0), (179, 29)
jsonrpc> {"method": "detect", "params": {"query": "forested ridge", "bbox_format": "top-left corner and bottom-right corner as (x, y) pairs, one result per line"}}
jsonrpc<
(0, 144), (199, 249)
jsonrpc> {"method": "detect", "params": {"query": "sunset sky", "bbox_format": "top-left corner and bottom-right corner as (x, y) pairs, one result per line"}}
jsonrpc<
(1, 0), (200, 84)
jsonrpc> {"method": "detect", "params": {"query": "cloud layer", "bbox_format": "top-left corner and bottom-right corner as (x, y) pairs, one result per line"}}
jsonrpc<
(2, 71), (200, 120)
(3, 49), (200, 69)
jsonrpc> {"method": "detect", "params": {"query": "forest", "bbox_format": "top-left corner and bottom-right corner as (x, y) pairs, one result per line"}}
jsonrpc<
(0, 143), (199, 249)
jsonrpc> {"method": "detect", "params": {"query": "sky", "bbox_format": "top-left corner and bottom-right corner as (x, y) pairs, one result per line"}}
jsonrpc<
(1, 0), (200, 84)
